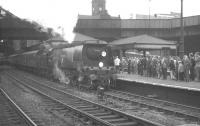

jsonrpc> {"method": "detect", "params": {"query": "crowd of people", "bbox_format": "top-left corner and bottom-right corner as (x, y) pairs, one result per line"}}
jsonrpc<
(114, 52), (200, 82)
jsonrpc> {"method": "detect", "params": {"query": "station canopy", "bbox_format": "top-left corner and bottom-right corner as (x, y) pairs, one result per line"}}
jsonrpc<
(73, 33), (107, 44)
(109, 34), (176, 50)
(0, 6), (49, 40)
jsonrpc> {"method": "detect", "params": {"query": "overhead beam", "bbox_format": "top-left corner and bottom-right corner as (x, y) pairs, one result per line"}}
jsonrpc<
(0, 28), (48, 40)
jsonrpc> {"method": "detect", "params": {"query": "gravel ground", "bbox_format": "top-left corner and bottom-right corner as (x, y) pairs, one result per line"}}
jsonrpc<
(0, 72), (87, 126)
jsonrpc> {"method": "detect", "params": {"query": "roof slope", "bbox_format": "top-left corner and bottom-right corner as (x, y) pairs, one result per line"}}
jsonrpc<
(73, 33), (107, 44)
(110, 34), (175, 45)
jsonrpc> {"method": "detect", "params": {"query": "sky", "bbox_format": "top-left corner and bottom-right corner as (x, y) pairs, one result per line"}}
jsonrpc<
(1, 0), (200, 42)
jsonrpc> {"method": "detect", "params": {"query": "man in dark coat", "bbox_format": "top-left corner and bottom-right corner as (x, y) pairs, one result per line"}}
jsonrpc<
(189, 53), (195, 81)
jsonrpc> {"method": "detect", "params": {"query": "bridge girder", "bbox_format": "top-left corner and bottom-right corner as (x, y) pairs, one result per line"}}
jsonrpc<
(0, 28), (48, 40)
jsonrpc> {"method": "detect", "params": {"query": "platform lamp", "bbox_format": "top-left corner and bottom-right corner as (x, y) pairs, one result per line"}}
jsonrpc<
(178, 0), (184, 57)
(148, 0), (151, 35)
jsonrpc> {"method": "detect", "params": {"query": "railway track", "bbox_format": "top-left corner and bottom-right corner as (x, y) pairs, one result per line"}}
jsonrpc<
(7, 71), (163, 126)
(104, 89), (200, 123)
(18, 69), (200, 123)
(0, 88), (36, 126)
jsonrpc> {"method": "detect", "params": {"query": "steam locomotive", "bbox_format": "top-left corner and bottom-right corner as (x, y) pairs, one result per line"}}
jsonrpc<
(8, 40), (115, 89)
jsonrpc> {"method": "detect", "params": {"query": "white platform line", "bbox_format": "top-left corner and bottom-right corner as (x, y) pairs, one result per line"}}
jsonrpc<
(117, 77), (200, 92)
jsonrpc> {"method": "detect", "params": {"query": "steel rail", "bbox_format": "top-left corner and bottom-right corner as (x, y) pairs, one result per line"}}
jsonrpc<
(105, 89), (200, 121)
(0, 88), (37, 126)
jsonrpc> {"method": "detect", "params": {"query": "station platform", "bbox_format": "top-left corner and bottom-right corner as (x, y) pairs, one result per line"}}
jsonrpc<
(116, 73), (200, 92)
(115, 73), (200, 108)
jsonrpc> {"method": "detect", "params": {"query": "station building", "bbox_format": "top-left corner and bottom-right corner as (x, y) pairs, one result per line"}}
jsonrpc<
(74, 0), (200, 56)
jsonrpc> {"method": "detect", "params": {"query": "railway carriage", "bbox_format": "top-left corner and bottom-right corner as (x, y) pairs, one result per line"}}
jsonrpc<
(23, 51), (37, 70)
(8, 54), (18, 66)
(0, 56), (7, 65)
